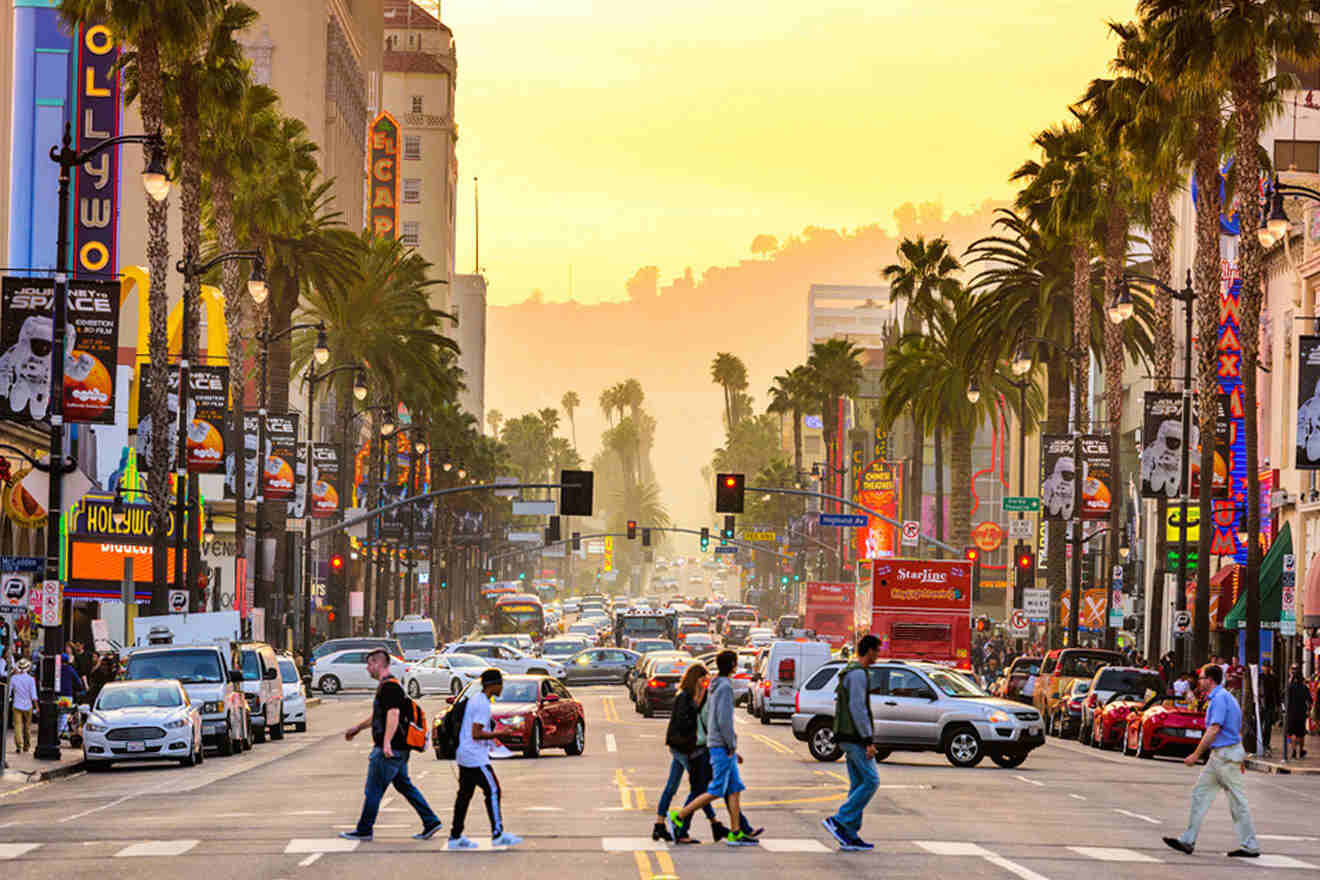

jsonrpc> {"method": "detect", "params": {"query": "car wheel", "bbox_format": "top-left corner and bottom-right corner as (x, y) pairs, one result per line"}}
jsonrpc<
(565, 720), (585, 756)
(759, 707), (771, 725)
(1121, 730), (1131, 756)
(295, 721), (307, 733)
(85, 760), (111, 772)
(1080, 719), (1090, 745)
(944, 725), (985, 768)
(196, 736), (205, 765)
(180, 740), (198, 767)
(641, 698), (654, 718)
(805, 719), (842, 762)
(989, 750), (1027, 769)
(253, 722), (266, 744)
(407, 679), (422, 698)
(524, 722), (542, 758)
(450, 680), (462, 696)
(218, 727), (235, 757)
(269, 716), (284, 740)
(318, 675), (341, 695)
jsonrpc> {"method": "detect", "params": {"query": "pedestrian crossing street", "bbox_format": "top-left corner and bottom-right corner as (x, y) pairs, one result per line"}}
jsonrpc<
(0, 837), (1314, 869)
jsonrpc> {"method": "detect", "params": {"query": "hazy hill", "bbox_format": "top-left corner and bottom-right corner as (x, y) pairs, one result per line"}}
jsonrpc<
(486, 199), (1007, 533)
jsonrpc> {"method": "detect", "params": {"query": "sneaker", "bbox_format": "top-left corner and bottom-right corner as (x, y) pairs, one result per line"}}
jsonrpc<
(447, 836), (478, 850)
(846, 834), (875, 852)
(725, 830), (760, 847)
(666, 809), (688, 842)
(822, 817), (849, 848)
(1162, 837), (1194, 856)
(492, 832), (523, 847)
(338, 830), (373, 842)
(413, 822), (443, 841)
(1227, 849), (1261, 858)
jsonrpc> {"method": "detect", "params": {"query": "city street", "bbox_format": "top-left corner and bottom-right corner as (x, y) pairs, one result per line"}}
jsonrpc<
(2, 687), (1318, 879)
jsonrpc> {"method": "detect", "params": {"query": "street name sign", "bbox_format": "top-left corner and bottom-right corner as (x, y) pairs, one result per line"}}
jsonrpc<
(819, 513), (867, 528)
(714, 545), (737, 555)
(1003, 497), (1040, 512)
(1023, 588), (1049, 622)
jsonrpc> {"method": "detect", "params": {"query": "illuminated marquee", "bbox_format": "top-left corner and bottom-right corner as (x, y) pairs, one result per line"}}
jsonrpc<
(369, 112), (400, 239)
(73, 24), (120, 275)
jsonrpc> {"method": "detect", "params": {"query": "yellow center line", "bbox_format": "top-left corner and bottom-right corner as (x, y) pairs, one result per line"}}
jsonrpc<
(614, 768), (634, 809)
(632, 786), (649, 812)
(821, 769), (847, 784)
(750, 732), (793, 755)
(602, 696), (617, 722)
(634, 850), (652, 880)
(655, 850), (678, 879)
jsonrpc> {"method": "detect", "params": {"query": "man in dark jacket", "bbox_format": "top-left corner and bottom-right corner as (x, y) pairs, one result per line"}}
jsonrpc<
(823, 634), (880, 852)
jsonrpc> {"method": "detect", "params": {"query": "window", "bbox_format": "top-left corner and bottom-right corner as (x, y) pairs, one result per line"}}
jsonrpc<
(403, 178), (421, 203)
(411, 95), (423, 114)
(805, 665), (841, 691)
(403, 135), (421, 160)
(883, 668), (934, 699)
(1275, 140), (1320, 173)
(401, 221), (419, 246)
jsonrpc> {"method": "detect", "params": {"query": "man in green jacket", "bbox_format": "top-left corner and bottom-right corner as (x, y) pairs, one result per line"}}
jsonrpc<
(823, 635), (880, 852)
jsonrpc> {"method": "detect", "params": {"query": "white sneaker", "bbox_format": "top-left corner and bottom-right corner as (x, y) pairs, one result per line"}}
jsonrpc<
(492, 832), (523, 847)
(447, 836), (478, 850)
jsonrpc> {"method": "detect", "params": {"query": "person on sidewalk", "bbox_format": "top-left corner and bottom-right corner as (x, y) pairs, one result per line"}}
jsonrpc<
(1286, 665), (1311, 760)
(449, 668), (522, 850)
(654, 663), (724, 843)
(822, 634), (881, 852)
(9, 658), (37, 753)
(339, 649), (442, 842)
(1259, 663), (1278, 756)
(1163, 664), (1260, 859)
(666, 650), (760, 847)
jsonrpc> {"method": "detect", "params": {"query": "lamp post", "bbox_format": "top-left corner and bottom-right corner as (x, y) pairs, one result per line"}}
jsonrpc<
(299, 362), (366, 656)
(1113, 270), (1195, 667)
(382, 423), (428, 614)
(33, 124), (168, 760)
(1011, 337), (1088, 647)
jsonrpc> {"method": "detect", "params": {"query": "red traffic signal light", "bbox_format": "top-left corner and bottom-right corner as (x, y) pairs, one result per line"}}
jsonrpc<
(1017, 548), (1032, 568)
(964, 546), (979, 563)
(715, 473), (745, 513)
(330, 554), (345, 571)
(627, 520), (638, 540)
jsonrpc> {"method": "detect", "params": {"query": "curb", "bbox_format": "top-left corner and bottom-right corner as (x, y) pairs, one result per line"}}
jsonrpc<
(2, 759), (85, 784)
(306, 697), (322, 707)
(1245, 757), (1320, 775)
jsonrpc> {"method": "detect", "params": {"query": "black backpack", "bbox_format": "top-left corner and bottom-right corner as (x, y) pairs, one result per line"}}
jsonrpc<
(435, 696), (469, 759)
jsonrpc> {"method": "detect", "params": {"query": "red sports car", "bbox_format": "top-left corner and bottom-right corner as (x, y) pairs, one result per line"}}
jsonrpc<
(1123, 697), (1206, 759)
(1089, 693), (1146, 750)
(433, 674), (586, 759)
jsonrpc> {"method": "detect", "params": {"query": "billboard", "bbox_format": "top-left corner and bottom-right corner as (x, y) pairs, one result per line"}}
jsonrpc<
(135, 365), (229, 473)
(872, 559), (972, 614)
(310, 443), (341, 519)
(66, 495), (177, 599)
(0, 276), (119, 423)
(262, 413), (299, 501)
(1040, 434), (1076, 521)
(225, 412), (261, 500)
(73, 24), (120, 277)
(1297, 335), (1320, 469)
(855, 459), (901, 560)
(1141, 392), (1231, 498)
(1078, 434), (1112, 522)
(368, 112), (400, 239)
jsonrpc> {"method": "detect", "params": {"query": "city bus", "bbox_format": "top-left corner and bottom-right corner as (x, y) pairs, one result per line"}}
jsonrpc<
(491, 593), (547, 642)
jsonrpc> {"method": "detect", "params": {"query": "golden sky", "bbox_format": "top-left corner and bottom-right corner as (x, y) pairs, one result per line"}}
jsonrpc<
(443, 1), (1140, 306)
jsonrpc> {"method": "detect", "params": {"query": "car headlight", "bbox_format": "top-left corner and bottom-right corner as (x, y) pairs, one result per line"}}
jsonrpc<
(501, 715), (525, 728)
(84, 721), (107, 733)
(202, 701), (224, 714)
(984, 709), (1012, 724)
(164, 718), (190, 729)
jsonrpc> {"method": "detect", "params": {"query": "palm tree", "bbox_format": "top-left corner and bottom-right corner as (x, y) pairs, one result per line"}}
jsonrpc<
(710, 353), (748, 430)
(599, 385), (621, 427)
(807, 338), (863, 572)
(766, 365), (813, 478)
(487, 409), (503, 437)
(561, 391), (580, 448)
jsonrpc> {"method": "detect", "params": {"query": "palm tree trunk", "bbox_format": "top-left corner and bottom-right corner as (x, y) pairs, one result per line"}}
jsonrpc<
(1045, 355), (1069, 647)
(908, 405), (925, 531)
(792, 406), (803, 478)
(215, 173), (248, 608)
(1104, 201), (1128, 651)
(1192, 113), (1224, 666)
(933, 413), (944, 555)
(948, 425), (972, 552)
(1071, 239), (1092, 431)
(1148, 184), (1175, 662)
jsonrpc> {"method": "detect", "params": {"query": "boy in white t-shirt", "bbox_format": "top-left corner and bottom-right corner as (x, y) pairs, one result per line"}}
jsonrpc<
(449, 668), (522, 850)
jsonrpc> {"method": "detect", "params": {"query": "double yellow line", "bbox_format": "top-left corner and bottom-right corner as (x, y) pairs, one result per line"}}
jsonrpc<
(750, 732), (794, 755)
(602, 695), (620, 722)
(634, 849), (678, 880)
(614, 768), (648, 810)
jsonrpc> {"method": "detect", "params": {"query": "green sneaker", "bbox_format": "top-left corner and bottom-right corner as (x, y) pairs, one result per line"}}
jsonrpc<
(665, 809), (688, 842)
(725, 830), (760, 847)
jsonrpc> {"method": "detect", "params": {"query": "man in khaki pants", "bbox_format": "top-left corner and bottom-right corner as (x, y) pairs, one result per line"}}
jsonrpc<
(1163, 663), (1260, 858)
(9, 658), (37, 753)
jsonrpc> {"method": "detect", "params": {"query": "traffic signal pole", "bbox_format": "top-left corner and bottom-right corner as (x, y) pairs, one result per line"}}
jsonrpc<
(745, 485), (961, 555)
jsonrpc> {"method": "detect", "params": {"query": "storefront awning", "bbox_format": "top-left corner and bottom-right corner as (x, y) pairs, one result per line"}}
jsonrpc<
(1224, 521), (1290, 630)
(1304, 551), (1320, 628)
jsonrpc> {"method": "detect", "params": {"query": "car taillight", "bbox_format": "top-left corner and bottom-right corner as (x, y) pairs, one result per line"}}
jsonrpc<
(733, 672), (752, 680)
(795, 691), (800, 713)
(647, 678), (665, 688)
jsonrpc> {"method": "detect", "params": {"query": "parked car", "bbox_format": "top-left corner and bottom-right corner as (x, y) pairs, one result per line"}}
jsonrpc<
(1053, 679), (1091, 739)
(311, 648), (409, 694)
(1033, 648), (1123, 733)
(562, 648), (639, 685)
(435, 675), (586, 758)
(723, 623), (752, 647)
(628, 652), (689, 708)
(1123, 695), (1206, 759)
(404, 652), (494, 697)
(1078, 666), (1164, 746)
(123, 643), (250, 756)
(791, 660), (1043, 767)
(311, 636), (403, 663)
(751, 640), (832, 724)
(1000, 656), (1041, 705)
(236, 642), (285, 743)
(276, 653), (308, 733)
(82, 679), (205, 769)
(443, 642), (566, 678)
(1089, 692), (1148, 750)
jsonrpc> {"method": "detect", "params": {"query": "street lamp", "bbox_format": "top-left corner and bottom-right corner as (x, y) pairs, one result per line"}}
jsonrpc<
(33, 124), (170, 760)
(1107, 283), (1134, 324)
(247, 256), (269, 304)
(966, 378), (981, 405)
(1011, 344), (1033, 377)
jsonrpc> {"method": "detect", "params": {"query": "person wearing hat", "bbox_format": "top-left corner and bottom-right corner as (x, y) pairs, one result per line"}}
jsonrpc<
(10, 658), (37, 753)
(448, 668), (522, 849)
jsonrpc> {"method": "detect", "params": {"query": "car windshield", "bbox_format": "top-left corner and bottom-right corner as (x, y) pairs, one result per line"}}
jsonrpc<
(543, 641), (584, 656)
(241, 651), (261, 680)
(493, 682), (540, 703)
(1059, 651), (1122, 678)
(127, 649), (224, 684)
(397, 632), (435, 652)
(97, 684), (183, 710)
(928, 668), (988, 697)
(446, 654), (486, 667)
(635, 640), (672, 652)
(1096, 669), (1163, 695)
(654, 662), (688, 675)
(278, 659), (299, 683)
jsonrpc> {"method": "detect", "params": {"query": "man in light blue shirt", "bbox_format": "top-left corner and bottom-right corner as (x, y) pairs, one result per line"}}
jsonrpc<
(1163, 664), (1259, 858)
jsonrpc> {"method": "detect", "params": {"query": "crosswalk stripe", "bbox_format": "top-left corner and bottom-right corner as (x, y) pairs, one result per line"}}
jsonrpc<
(285, 838), (359, 854)
(759, 839), (830, 853)
(0, 844), (40, 860)
(603, 837), (668, 852)
(114, 840), (199, 858)
(1256, 855), (1318, 870)
(1068, 847), (1160, 863)
(915, 841), (992, 857)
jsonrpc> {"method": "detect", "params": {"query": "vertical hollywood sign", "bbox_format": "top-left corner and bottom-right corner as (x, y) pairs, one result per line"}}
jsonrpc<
(369, 112), (400, 238)
(74, 24), (120, 276)
(1214, 246), (1245, 558)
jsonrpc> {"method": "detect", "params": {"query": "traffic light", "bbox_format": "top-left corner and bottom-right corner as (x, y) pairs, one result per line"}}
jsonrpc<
(330, 552), (345, 573)
(627, 520), (638, 540)
(571, 531), (582, 551)
(560, 469), (594, 516)
(964, 546), (981, 601)
(715, 473), (745, 514)
(700, 527), (710, 551)
(1013, 544), (1035, 609)
(546, 515), (561, 543)
(642, 528), (651, 547)
(722, 515), (735, 544)
(780, 575), (789, 586)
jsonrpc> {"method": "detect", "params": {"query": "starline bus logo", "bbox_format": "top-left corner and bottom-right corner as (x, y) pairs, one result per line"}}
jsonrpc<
(896, 568), (949, 584)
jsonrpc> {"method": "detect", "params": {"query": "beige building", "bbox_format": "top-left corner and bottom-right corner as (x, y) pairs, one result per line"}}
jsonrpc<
(450, 274), (486, 428)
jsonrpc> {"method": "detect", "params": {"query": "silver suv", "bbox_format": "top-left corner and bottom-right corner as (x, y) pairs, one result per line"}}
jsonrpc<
(790, 660), (1045, 768)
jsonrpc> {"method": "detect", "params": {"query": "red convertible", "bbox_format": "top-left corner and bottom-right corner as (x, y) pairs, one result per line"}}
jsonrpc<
(1089, 693), (1147, 750)
(1123, 696), (1206, 759)
(434, 674), (587, 759)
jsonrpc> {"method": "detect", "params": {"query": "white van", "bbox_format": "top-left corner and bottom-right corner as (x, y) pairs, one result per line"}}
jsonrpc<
(392, 614), (438, 660)
(756, 639), (833, 723)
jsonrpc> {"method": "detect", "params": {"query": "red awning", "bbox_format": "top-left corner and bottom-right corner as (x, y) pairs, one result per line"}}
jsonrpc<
(1304, 554), (1320, 627)
(1186, 563), (1239, 630)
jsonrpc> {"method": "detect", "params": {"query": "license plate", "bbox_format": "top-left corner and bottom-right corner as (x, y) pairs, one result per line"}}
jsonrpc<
(1029, 727), (1040, 736)
(203, 723), (220, 734)
(1179, 728), (1199, 737)
(126, 742), (145, 752)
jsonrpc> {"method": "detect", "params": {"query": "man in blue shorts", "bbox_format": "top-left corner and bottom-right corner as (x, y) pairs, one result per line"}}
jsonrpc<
(666, 650), (761, 846)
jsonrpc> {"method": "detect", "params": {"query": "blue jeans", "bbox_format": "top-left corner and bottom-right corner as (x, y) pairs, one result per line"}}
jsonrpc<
(355, 747), (440, 834)
(656, 749), (716, 819)
(831, 742), (879, 836)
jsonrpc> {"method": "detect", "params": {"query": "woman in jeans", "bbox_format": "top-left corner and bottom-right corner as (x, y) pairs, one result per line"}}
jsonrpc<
(653, 664), (727, 843)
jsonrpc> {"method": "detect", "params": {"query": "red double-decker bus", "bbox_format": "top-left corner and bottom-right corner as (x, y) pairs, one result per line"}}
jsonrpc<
(867, 559), (973, 669)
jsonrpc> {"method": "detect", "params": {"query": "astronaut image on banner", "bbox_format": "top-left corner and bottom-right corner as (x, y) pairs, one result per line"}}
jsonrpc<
(1298, 336), (1320, 470)
(1040, 455), (1073, 520)
(0, 315), (70, 421)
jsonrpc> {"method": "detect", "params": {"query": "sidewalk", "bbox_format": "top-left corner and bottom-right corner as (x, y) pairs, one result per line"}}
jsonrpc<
(1245, 731), (1320, 775)
(1, 746), (84, 787)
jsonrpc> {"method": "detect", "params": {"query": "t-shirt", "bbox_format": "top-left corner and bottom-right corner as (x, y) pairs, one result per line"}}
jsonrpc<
(457, 690), (493, 767)
(10, 672), (37, 711)
(1204, 685), (1242, 749)
(371, 677), (410, 752)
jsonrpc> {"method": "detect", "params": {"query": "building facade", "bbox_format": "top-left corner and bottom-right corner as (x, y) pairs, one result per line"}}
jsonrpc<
(451, 273), (486, 426)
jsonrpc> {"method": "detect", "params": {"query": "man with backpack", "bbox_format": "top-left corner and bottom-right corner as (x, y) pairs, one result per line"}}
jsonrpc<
(340, 648), (442, 842)
(822, 634), (880, 852)
(448, 668), (523, 849)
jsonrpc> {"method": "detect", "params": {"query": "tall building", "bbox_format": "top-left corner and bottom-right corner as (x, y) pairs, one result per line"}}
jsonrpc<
(381, 0), (457, 291)
(451, 274), (486, 428)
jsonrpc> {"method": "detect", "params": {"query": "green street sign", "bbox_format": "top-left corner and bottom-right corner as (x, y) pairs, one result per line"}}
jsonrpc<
(1003, 497), (1040, 512)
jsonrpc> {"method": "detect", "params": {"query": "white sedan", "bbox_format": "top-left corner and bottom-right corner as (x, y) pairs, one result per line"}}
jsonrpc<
(443, 642), (567, 678)
(311, 649), (408, 693)
(277, 655), (308, 732)
(404, 653), (495, 697)
(83, 679), (204, 769)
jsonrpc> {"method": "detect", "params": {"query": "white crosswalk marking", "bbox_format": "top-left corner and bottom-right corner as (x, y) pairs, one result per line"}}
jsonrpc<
(0, 844), (40, 860)
(114, 840), (199, 858)
(285, 838), (360, 854)
(1068, 847), (1160, 863)
(759, 839), (830, 853)
(916, 841), (992, 856)
(605, 734), (617, 752)
(602, 837), (668, 852)
(1256, 855), (1319, 870)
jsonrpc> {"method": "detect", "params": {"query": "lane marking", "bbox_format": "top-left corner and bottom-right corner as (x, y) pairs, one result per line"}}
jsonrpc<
(1113, 808), (1159, 824)
(1068, 794), (1086, 801)
(820, 770), (847, 784)
(288, 810), (332, 816)
(333, 824), (410, 829)
(654, 850), (677, 877)
(415, 771), (430, 780)
(1256, 855), (1318, 869)
(605, 837), (668, 851)
(298, 853), (322, 867)
(983, 853), (1052, 880)
(0, 844), (40, 860)
(524, 806), (565, 812)
(380, 796), (395, 808)
(750, 732), (793, 755)
(632, 787), (649, 811)
(1260, 835), (1319, 841)
(1069, 846), (1160, 863)
(741, 793), (846, 807)
(614, 769), (635, 809)
(606, 734), (618, 753)
(60, 794), (132, 824)
(760, 839), (830, 852)
(114, 839), (199, 858)
(917, 840), (1051, 880)
(215, 812), (255, 818)
(1013, 775), (1044, 787)
(286, 838), (359, 854)
(634, 850), (651, 880)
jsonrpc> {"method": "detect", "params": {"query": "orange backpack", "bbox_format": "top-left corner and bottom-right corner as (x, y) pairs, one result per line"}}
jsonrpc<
(382, 677), (428, 751)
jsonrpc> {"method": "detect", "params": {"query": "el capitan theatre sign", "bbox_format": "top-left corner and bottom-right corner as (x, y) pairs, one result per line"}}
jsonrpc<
(65, 495), (177, 600)
(369, 112), (400, 238)
(73, 23), (121, 275)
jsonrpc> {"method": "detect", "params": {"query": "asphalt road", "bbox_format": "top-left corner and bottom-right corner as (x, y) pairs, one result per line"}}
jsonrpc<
(2, 684), (1319, 879)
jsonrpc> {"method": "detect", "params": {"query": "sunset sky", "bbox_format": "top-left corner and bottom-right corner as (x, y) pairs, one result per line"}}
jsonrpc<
(442, 0), (1140, 306)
